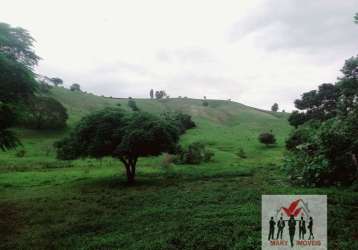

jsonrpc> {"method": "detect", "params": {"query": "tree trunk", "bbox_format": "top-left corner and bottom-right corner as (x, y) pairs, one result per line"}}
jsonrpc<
(119, 156), (137, 183)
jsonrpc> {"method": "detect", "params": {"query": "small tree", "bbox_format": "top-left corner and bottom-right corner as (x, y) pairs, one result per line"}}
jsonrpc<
(55, 109), (179, 183)
(258, 132), (276, 146)
(51, 77), (63, 87)
(271, 103), (279, 112)
(70, 83), (81, 91)
(150, 89), (154, 99)
(128, 97), (139, 111)
(155, 90), (166, 99)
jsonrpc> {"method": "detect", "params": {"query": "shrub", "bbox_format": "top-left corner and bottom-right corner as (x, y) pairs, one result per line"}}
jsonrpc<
(258, 132), (276, 146)
(174, 142), (214, 164)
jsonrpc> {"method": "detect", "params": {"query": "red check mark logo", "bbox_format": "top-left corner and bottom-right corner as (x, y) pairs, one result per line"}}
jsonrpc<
(282, 199), (302, 217)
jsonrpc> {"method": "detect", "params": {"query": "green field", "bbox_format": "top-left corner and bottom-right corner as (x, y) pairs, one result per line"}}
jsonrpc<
(0, 87), (357, 249)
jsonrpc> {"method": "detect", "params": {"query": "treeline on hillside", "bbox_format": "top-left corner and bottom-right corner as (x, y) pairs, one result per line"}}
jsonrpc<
(285, 55), (358, 186)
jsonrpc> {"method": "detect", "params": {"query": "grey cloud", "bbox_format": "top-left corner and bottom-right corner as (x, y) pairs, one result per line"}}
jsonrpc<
(230, 0), (358, 56)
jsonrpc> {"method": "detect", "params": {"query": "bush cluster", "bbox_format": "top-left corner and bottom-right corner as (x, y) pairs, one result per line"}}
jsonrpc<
(258, 132), (276, 146)
(174, 142), (214, 164)
(285, 116), (358, 186)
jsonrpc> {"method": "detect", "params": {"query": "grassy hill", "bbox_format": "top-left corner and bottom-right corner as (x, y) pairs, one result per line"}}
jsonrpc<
(0, 87), (356, 249)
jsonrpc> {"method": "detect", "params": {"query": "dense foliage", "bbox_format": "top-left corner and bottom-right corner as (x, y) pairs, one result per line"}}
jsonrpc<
(0, 54), (37, 102)
(288, 110), (307, 128)
(161, 111), (196, 134)
(19, 96), (68, 129)
(55, 108), (180, 182)
(0, 22), (40, 68)
(0, 23), (39, 150)
(285, 56), (358, 186)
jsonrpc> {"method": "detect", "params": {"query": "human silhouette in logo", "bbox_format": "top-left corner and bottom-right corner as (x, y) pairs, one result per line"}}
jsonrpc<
(288, 215), (296, 247)
(276, 216), (285, 239)
(299, 216), (306, 239)
(308, 217), (314, 240)
(268, 217), (276, 240)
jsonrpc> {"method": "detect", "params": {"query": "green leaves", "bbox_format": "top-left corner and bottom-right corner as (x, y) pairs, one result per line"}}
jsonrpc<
(0, 54), (37, 103)
(0, 22), (40, 68)
(0, 22), (40, 151)
(55, 108), (180, 160)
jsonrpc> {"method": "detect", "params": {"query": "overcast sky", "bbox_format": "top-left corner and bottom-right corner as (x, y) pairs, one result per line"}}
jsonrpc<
(2, 0), (358, 110)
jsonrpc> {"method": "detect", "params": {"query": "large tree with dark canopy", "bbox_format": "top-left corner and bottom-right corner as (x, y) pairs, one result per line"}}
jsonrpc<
(55, 108), (179, 183)
(293, 83), (338, 122)
(0, 22), (39, 151)
(285, 55), (358, 186)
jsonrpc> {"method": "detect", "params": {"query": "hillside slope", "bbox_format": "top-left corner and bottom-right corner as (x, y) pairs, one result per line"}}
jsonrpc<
(1, 87), (355, 249)
(0, 86), (291, 169)
(50, 86), (289, 127)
